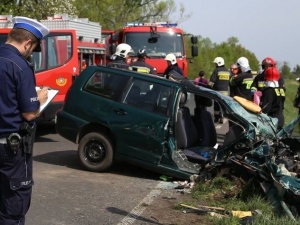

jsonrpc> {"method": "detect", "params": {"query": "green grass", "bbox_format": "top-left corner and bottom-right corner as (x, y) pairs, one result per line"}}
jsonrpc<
(283, 79), (299, 123)
(186, 176), (299, 225)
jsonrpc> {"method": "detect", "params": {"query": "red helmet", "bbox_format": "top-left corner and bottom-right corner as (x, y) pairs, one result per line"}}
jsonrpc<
(264, 67), (280, 81)
(261, 57), (276, 69)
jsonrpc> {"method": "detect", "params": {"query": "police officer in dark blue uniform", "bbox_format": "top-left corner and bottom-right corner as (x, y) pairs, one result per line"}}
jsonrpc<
(0, 16), (49, 225)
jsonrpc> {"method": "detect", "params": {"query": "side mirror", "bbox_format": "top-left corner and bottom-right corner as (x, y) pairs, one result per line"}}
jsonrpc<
(191, 45), (198, 57)
(191, 36), (198, 44)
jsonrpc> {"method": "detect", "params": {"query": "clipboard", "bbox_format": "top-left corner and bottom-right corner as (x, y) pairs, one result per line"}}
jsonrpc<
(36, 87), (59, 116)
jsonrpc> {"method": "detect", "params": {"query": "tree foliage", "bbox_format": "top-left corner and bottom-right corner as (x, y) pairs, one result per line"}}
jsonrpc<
(280, 62), (292, 80)
(0, 0), (75, 20)
(72, 0), (188, 30)
(186, 36), (260, 79)
(292, 65), (300, 76)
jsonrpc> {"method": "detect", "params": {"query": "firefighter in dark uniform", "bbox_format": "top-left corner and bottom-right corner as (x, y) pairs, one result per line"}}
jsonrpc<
(251, 57), (285, 92)
(130, 49), (155, 74)
(251, 57), (285, 109)
(0, 17), (49, 225)
(260, 67), (285, 130)
(293, 78), (300, 115)
(107, 43), (133, 70)
(164, 53), (184, 79)
(209, 57), (230, 123)
(230, 57), (254, 101)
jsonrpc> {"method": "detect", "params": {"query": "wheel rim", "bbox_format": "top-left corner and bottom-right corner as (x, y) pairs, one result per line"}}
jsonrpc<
(83, 139), (106, 164)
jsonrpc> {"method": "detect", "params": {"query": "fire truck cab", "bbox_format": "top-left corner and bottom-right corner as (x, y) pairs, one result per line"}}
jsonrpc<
(0, 14), (106, 121)
(108, 22), (198, 77)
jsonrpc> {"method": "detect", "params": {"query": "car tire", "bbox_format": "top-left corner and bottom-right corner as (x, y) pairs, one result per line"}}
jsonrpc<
(78, 132), (113, 172)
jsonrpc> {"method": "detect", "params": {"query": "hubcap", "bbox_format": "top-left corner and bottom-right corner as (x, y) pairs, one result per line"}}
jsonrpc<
(84, 139), (106, 164)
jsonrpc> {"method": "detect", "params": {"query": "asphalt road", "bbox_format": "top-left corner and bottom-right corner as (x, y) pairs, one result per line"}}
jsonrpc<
(26, 122), (165, 225)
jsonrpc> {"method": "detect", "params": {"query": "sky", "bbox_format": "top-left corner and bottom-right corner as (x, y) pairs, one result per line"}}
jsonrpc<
(173, 0), (300, 69)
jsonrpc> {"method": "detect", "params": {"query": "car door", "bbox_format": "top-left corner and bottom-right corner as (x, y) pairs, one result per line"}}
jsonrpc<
(109, 78), (175, 165)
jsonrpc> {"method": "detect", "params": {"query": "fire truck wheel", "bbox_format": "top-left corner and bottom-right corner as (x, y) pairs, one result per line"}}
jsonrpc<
(78, 132), (113, 172)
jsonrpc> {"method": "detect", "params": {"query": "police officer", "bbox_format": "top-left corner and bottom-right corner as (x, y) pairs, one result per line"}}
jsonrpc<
(209, 57), (230, 122)
(130, 49), (155, 74)
(0, 16), (49, 224)
(107, 43), (134, 69)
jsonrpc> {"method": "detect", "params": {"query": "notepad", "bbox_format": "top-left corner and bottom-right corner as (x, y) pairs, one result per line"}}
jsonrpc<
(35, 87), (59, 116)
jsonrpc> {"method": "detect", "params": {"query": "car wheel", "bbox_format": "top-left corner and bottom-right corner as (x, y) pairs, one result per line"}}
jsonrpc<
(78, 132), (113, 172)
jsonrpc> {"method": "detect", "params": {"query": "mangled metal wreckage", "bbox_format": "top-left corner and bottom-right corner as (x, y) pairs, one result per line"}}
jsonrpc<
(179, 88), (300, 219)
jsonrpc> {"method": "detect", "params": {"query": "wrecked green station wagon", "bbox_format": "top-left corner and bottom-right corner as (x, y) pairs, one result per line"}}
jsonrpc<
(56, 66), (300, 216)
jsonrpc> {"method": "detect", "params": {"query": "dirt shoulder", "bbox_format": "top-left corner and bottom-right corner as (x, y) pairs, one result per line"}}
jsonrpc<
(135, 182), (209, 225)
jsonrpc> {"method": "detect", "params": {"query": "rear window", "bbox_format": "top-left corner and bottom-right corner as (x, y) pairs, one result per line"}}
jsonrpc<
(84, 71), (130, 100)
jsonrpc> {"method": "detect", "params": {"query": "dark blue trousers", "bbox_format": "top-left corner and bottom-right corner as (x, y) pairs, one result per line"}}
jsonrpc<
(0, 144), (33, 225)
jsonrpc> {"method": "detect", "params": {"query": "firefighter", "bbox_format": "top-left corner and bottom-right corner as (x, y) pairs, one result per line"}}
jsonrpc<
(107, 43), (134, 69)
(130, 49), (155, 74)
(293, 78), (300, 114)
(251, 57), (285, 108)
(0, 16), (49, 225)
(229, 63), (239, 97)
(163, 53), (184, 79)
(260, 67), (285, 130)
(251, 57), (285, 91)
(230, 57), (253, 101)
(209, 57), (230, 122)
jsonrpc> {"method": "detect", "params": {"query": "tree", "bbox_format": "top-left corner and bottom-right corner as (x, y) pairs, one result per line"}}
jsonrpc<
(292, 65), (300, 76)
(186, 36), (260, 79)
(0, 0), (76, 20)
(279, 62), (292, 80)
(71, 0), (191, 30)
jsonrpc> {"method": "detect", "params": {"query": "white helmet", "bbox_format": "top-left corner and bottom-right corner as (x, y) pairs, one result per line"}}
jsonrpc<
(165, 53), (177, 65)
(213, 57), (225, 66)
(237, 57), (251, 72)
(114, 43), (133, 58)
(237, 57), (249, 68)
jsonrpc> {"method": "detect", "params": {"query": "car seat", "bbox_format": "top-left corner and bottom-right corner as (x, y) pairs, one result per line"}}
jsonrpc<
(193, 96), (217, 147)
(175, 94), (217, 163)
(176, 93), (198, 149)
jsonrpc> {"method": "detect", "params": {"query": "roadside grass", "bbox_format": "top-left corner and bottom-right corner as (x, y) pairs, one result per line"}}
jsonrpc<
(284, 79), (299, 134)
(176, 176), (299, 225)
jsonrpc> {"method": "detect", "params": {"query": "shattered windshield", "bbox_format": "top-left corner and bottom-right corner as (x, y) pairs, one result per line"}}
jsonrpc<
(124, 32), (184, 58)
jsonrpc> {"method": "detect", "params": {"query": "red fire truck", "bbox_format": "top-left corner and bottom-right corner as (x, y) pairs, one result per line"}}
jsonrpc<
(0, 15), (106, 121)
(107, 22), (198, 77)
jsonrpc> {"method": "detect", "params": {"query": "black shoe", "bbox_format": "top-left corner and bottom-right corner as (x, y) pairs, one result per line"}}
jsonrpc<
(214, 116), (220, 123)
